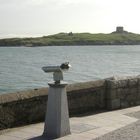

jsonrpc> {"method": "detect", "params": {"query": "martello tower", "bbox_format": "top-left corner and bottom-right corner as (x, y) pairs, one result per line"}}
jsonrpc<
(116, 26), (124, 33)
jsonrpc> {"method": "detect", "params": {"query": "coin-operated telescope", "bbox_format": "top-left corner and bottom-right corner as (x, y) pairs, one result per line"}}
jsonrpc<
(42, 62), (71, 139)
(42, 62), (71, 84)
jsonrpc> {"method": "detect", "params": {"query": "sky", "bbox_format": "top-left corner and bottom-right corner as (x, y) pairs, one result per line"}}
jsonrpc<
(0, 0), (140, 38)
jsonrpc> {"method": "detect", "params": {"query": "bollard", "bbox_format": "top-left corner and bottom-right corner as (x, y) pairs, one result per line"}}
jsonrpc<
(42, 62), (71, 139)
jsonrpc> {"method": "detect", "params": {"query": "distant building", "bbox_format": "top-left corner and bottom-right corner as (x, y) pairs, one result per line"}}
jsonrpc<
(116, 26), (124, 33)
(112, 26), (128, 34)
(68, 32), (73, 36)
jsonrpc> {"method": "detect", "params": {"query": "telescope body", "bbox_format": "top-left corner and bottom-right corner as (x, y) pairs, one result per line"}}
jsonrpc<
(42, 62), (71, 84)
(42, 66), (61, 73)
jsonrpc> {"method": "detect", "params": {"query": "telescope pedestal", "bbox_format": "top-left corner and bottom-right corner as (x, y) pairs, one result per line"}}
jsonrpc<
(43, 82), (71, 139)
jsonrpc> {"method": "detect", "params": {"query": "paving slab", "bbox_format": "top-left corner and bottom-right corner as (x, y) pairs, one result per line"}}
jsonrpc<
(0, 135), (21, 140)
(0, 106), (140, 140)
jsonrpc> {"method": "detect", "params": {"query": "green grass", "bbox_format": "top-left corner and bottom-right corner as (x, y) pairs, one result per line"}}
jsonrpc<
(1, 32), (140, 46)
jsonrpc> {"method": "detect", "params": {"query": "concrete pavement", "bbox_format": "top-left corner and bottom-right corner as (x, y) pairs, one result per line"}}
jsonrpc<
(1, 106), (140, 140)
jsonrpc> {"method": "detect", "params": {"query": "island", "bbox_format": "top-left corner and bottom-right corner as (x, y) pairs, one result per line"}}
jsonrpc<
(1, 27), (140, 47)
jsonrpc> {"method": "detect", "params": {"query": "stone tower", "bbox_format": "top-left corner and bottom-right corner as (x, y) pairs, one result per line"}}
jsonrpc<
(116, 26), (124, 33)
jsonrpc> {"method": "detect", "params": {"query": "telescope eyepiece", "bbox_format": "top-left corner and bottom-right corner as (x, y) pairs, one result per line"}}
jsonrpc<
(60, 62), (71, 70)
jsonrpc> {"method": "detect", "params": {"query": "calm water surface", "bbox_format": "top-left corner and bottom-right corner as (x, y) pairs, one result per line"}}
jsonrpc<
(0, 45), (140, 94)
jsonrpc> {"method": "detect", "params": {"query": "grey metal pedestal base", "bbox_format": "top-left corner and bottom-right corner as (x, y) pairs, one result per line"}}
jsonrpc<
(43, 82), (71, 139)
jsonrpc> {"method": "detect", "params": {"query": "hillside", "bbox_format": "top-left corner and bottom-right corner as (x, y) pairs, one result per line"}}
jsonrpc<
(1, 32), (140, 46)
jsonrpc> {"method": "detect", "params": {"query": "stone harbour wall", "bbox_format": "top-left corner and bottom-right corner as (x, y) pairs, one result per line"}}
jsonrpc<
(106, 76), (140, 110)
(0, 80), (106, 130)
(67, 80), (106, 115)
(0, 75), (140, 130)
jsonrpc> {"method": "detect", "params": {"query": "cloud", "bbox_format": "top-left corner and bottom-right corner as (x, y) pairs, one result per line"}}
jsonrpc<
(25, 0), (49, 6)
(0, 0), (25, 5)
(0, 0), (91, 7)
(0, 0), (50, 7)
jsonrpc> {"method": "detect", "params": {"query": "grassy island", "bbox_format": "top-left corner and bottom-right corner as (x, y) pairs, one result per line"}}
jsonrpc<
(1, 30), (140, 47)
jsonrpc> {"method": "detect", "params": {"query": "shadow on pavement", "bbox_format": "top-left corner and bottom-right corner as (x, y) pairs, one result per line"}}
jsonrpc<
(28, 135), (53, 140)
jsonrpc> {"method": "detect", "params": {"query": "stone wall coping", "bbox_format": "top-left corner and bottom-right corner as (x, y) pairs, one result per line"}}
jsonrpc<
(106, 75), (140, 81)
(0, 80), (105, 104)
(67, 80), (105, 92)
(1, 75), (139, 105)
(0, 88), (49, 104)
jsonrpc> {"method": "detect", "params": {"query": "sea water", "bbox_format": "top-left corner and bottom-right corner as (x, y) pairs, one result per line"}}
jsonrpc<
(0, 45), (140, 94)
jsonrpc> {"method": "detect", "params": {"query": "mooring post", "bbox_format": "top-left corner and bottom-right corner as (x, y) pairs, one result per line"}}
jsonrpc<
(42, 62), (71, 139)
